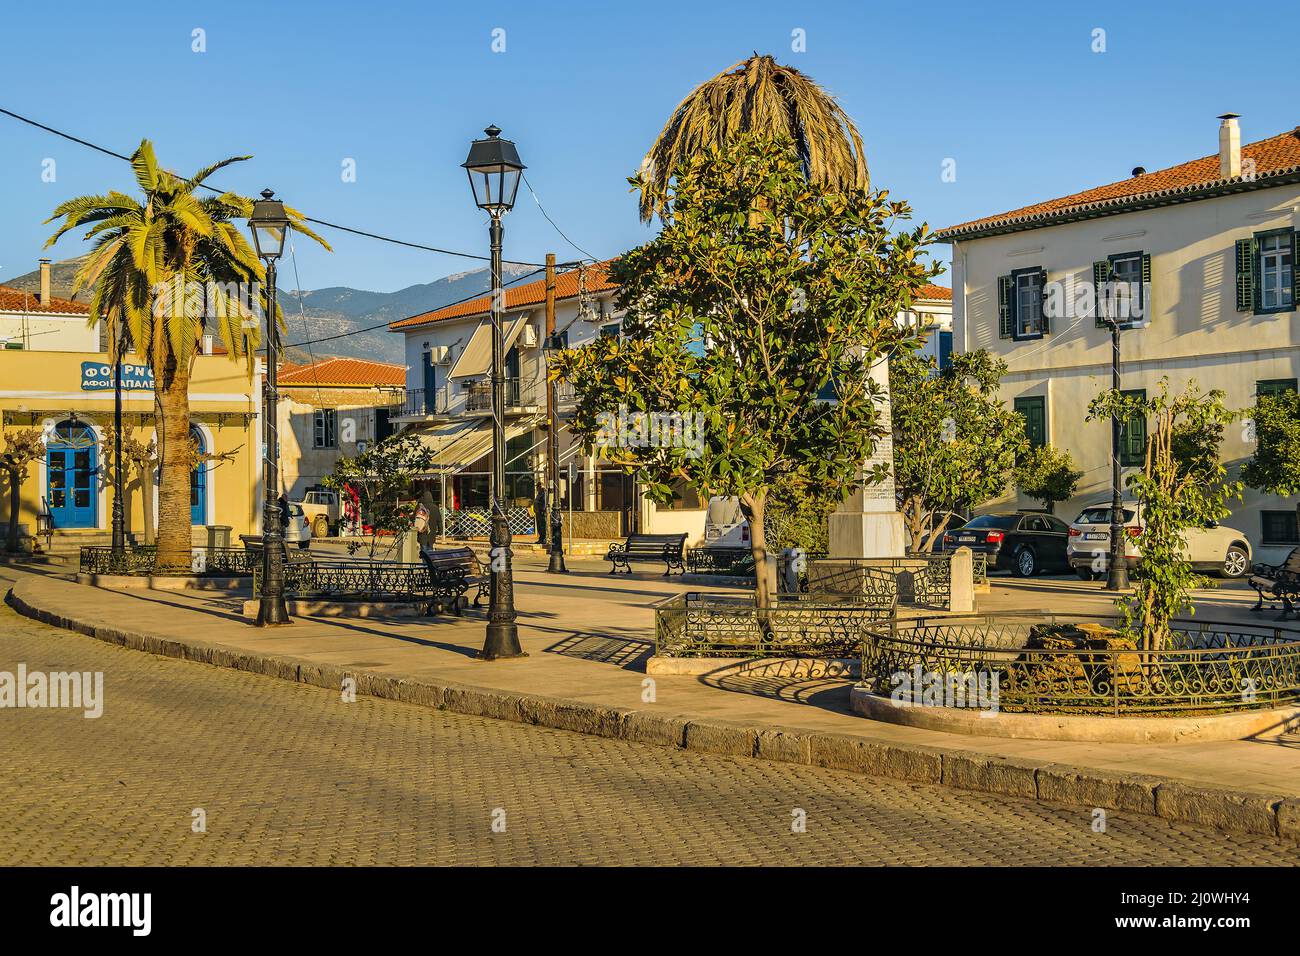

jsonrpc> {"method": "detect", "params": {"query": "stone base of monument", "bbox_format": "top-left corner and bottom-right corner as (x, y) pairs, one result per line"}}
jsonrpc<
(828, 510), (906, 560)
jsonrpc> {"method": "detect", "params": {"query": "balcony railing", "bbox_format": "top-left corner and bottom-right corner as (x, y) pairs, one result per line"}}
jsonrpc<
(399, 378), (545, 417)
(464, 377), (543, 413)
(399, 386), (450, 417)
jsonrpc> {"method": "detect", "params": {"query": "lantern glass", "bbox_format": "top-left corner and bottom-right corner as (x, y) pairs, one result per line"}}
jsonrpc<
(248, 189), (290, 260)
(462, 126), (525, 214)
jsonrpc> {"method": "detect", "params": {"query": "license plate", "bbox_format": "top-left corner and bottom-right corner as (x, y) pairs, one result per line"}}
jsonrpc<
(958, 535), (976, 543)
(1084, 532), (1107, 540)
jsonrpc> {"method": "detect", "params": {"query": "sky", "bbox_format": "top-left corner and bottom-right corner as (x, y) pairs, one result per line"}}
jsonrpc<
(2, 0), (1298, 297)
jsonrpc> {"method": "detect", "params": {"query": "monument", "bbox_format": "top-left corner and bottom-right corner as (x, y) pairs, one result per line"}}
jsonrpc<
(828, 358), (906, 558)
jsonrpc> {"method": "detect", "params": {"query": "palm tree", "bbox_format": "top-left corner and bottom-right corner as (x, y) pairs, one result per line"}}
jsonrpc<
(637, 54), (869, 222)
(46, 140), (329, 572)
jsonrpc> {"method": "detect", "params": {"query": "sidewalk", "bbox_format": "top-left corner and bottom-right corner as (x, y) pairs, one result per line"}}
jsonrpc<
(4, 558), (1298, 841)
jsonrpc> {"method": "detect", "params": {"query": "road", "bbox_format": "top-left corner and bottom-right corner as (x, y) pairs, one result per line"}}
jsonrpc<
(0, 600), (1293, 866)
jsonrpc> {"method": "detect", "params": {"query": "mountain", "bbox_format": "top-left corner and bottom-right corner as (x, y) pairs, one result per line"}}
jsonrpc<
(2, 257), (539, 364)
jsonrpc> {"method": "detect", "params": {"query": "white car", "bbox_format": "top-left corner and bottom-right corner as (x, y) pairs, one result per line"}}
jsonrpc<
(1066, 501), (1251, 579)
(281, 502), (312, 549)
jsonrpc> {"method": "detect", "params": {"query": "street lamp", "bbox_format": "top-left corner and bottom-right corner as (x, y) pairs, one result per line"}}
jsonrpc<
(463, 126), (526, 659)
(1102, 285), (1130, 592)
(109, 320), (127, 568)
(249, 188), (291, 626)
(541, 330), (568, 574)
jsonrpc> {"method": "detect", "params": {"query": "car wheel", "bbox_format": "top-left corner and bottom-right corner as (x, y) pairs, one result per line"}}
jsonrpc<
(1075, 566), (1096, 581)
(1220, 545), (1249, 579)
(312, 515), (329, 538)
(1014, 546), (1037, 577)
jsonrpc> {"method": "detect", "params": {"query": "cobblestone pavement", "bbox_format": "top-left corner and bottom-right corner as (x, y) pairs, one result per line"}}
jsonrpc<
(0, 604), (1295, 866)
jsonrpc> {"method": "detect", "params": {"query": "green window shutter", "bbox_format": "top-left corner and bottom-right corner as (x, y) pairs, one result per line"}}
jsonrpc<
(997, 274), (1013, 339)
(1235, 237), (1255, 311)
(1140, 253), (1152, 323)
(1093, 260), (1110, 327)
(1038, 268), (1050, 334)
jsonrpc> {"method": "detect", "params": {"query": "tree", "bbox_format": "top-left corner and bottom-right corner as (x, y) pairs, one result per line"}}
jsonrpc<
(324, 434), (435, 559)
(0, 429), (44, 553)
(1014, 444), (1083, 515)
(1242, 389), (1300, 503)
(45, 139), (328, 572)
(551, 134), (936, 605)
(891, 350), (1027, 551)
(637, 54), (868, 223)
(1088, 380), (1241, 650)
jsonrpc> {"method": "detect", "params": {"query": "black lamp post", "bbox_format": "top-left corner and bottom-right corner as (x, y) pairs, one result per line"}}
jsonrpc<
(109, 321), (127, 567)
(1103, 297), (1130, 592)
(541, 331), (568, 574)
(249, 189), (291, 626)
(463, 126), (526, 659)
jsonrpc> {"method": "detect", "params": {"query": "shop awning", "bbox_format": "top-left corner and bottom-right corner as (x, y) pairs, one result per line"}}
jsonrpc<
(447, 313), (531, 379)
(408, 415), (543, 475)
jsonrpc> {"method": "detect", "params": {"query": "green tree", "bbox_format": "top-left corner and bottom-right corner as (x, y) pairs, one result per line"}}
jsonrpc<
(891, 350), (1027, 551)
(637, 54), (868, 223)
(324, 433), (435, 559)
(1242, 389), (1300, 501)
(0, 428), (44, 553)
(1088, 380), (1241, 650)
(45, 139), (329, 572)
(552, 134), (935, 605)
(1014, 444), (1083, 515)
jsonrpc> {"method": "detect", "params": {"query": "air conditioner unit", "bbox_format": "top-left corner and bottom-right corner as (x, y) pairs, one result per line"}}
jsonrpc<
(431, 345), (452, 365)
(521, 323), (538, 348)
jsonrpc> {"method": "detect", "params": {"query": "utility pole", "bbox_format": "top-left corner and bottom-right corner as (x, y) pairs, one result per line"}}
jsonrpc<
(545, 253), (567, 573)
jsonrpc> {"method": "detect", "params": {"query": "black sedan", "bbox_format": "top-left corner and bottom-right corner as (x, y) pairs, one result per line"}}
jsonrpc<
(941, 512), (1071, 576)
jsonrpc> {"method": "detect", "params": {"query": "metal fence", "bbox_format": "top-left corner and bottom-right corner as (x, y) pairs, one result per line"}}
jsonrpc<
(860, 612), (1300, 715)
(810, 554), (953, 609)
(80, 545), (255, 576)
(255, 560), (433, 599)
(442, 507), (535, 538)
(655, 583), (897, 659)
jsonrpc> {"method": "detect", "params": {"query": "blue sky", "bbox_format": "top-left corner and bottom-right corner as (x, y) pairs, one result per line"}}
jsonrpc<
(2, 0), (1297, 296)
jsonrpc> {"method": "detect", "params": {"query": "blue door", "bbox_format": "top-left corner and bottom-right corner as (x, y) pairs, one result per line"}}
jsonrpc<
(190, 426), (207, 525)
(47, 420), (98, 529)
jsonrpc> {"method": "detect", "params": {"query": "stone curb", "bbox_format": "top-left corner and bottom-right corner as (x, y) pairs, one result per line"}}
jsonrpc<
(7, 582), (1295, 843)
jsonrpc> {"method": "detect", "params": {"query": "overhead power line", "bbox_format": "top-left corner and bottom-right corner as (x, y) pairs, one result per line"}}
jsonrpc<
(0, 105), (583, 268)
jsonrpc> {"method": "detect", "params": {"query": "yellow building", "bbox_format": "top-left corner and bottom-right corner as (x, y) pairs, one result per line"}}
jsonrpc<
(0, 346), (262, 548)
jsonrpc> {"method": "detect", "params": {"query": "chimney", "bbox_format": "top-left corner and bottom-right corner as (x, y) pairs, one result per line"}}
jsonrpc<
(38, 259), (51, 304)
(1218, 113), (1241, 179)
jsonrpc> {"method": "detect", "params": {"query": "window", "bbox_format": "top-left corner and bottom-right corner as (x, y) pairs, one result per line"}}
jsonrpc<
(1013, 269), (1044, 338)
(1119, 388), (1147, 467)
(1108, 252), (1146, 323)
(313, 409), (337, 448)
(1257, 378), (1298, 399)
(1237, 229), (1296, 314)
(1014, 396), (1047, 450)
(1259, 232), (1294, 312)
(1262, 510), (1299, 546)
(938, 330), (953, 369)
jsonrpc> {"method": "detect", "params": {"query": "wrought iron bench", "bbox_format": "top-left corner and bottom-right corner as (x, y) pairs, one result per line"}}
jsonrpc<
(606, 532), (688, 575)
(420, 546), (488, 614)
(1249, 546), (1300, 620)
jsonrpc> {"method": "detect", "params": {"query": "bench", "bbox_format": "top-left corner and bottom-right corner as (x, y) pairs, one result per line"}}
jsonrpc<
(1249, 547), (1300, 620)
(606, 532), (687, 576)
(420, 546), (488, 614)
(239, 534), (313, 566)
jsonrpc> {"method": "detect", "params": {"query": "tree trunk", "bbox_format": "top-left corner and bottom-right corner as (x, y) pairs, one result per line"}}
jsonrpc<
(139, 464), (156, 546)
(155, 362), (193, 573)
(742, 489), (779, 609)
(5, 466), (19, 553)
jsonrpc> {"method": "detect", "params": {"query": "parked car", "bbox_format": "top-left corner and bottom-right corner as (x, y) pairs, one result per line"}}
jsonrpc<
(282, 502), (312, 549)
(1066, 501), (1251, 579)
(942, 511), (1071, 576)
(704, 496), (749, 546)
(296, 489), (340, 538)
(921, 511), (967, 552)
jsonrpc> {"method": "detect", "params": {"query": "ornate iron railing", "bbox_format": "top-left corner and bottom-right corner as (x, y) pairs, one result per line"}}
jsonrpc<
(655, 584), (897, 659)
(860, 612), (1300, 715)
(256, 560), (433, 598)
(79, 545), (254, 576)
(810, 555), (952, 609)
(686, 547), (754, 576)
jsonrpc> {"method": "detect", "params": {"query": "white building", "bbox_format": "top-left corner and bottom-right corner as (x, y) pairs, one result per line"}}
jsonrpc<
(0, 260), (98, 352)
(937, 115), (1300, 561)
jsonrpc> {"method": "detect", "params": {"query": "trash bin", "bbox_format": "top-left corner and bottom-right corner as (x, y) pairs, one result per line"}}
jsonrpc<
(206, 525), (232, 550)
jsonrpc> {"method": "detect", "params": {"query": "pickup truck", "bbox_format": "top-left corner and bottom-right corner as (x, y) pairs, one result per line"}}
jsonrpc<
(296, 489), (340, 538)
